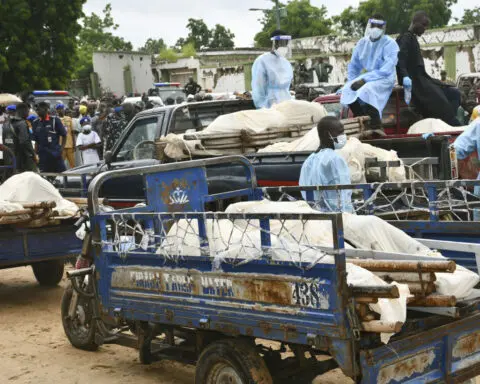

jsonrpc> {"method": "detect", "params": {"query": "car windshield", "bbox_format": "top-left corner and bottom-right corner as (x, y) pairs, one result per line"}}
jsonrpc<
(116, 117), (159, 162)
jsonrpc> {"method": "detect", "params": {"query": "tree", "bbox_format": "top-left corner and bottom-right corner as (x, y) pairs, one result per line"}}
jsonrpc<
(139, 38), (166, 55)
(175, 19), (235, 51)
(209, 24), (235, 49)
(181, 43), (197, 58)
(254, 0), (332, 47)
(458, 7), (480, 24)
(75, 3), (133, 79)
(0, 0), (85, 92)
(185, 18), (211, 50)
(174, 37), (187, 51)
(334, 0), (457, 37)
(158, 47), (179, 63)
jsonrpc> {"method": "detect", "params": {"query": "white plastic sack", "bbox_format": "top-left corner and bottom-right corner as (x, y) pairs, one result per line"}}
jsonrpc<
(0, 172), (78, 217)
(202, 100), (326, 136)
(408, 118), (467, 134)
(159, 200), (479, 343)
(161, 133), (199, 160)
(339, 138), (406, 183)
(0, 200), (24, 213)
(203, 108), (287, 135)
(260, 134), (406, 183)
(0, 200), (29, 222)
(159, 200), (411, 343)
(258, 125), (319, 153)
(271, 100), (327, 127)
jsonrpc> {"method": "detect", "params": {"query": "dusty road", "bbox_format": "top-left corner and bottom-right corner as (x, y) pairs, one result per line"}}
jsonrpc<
(0, 267), (351, 384)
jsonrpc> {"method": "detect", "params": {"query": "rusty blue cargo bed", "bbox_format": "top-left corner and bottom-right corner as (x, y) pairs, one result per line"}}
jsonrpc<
(78, 156), (480, 383)
(0, 218), (82, 269)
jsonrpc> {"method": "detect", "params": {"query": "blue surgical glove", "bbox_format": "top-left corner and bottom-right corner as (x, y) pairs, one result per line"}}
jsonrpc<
(403, 76), (412, 88)
(422, 133), (434, 140)
(336, 87), (343, 95)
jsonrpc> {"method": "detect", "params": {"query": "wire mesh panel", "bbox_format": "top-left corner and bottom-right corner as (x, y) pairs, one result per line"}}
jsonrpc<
(96, 212), (344, 270)
(264, 180), (480, 222)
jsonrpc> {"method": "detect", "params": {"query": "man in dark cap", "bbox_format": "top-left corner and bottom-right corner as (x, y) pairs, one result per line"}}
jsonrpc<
(32, 102), (66, 172)
(2, 103), (38, 173)
(184, 76), (202, 96)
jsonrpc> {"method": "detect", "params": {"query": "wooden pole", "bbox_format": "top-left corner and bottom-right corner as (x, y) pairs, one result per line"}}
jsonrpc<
(348, 259), (456, 273)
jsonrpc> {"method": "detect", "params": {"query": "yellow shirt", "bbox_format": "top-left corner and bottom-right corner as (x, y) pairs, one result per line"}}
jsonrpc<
(471, 106), (480, 123)
(60, 116), (75, 149)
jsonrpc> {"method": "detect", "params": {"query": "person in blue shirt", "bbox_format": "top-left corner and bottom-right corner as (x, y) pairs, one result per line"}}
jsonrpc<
(340, 14), (399, 130)
(251, 30), (294, 109)
(33, 101), (67, 172)
(453, 120), (480, 221)
(299, 116), (353, 213)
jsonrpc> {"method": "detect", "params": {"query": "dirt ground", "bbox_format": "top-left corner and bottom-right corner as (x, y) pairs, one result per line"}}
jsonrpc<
(0, 266), (352, 384)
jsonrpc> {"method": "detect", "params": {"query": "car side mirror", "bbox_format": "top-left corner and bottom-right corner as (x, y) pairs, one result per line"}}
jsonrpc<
(104, 151), (113, 166)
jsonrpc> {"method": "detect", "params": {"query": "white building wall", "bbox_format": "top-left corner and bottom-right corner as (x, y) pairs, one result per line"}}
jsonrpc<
(93, 52), (154, 96)
(198, 67), (245, 92)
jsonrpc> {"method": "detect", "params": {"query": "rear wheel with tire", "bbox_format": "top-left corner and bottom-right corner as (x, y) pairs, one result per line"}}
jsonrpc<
(61, 281), (98, 351)
(31, 259), (64, 286)
(195, 339), (272, 384)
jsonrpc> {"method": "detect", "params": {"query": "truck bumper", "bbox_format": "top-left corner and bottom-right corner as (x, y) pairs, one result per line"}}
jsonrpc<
(360, 312), (480, 383)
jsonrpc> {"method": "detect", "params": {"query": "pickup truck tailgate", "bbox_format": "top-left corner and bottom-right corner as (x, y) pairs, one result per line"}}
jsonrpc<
(360, 312), (480, 383)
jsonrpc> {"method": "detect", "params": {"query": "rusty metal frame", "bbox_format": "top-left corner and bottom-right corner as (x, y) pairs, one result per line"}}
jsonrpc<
(87, 155), (257, 215)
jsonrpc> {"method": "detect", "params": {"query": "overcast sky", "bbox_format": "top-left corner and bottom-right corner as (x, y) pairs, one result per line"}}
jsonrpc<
(83, 0), (477, 49)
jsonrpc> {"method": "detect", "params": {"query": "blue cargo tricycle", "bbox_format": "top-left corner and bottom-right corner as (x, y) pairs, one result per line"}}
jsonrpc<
(62, 156), (480, 383)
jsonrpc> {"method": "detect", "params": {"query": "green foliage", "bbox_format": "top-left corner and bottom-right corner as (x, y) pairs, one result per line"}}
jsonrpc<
(75, 3), (133, 79)
(174, 37), (187, 51)
(210, 24), (235, 49)
(139, 38), (166, 55)
(254, 0), (332, 47)
(457, 7), (480, 24)
(158, 47), (179, 63)
(181, 43), (197, 58)
(185, 18), (211, 50)
(0, 0), (85, 92)
(333, 0), (457, 37)
(175, 19), (235, 51)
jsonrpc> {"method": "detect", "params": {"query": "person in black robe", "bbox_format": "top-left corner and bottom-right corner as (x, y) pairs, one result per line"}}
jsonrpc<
(396, 11), (462, 126)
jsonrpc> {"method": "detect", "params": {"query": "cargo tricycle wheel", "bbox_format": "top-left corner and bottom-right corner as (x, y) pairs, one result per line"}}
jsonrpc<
(61, 281), (98, 351)
(31, 259), (64, 286)
(195, 339), (272, 384)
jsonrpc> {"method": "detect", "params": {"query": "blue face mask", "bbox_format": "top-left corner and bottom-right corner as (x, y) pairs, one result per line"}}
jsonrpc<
(368, 27), (384, 41)
(333, 134), (347, 150)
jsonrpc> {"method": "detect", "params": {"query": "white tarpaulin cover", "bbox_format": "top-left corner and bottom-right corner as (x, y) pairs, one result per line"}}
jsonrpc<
(159, 100), (328, 160)
(407, 118), (467, 134)
(0, 172), (78, 217)
(260, 134), (406, 183)
(158, 200), (479, 343)
(201, 108), (287, 135)
(0, 200), (24, 213)
(202, 100), (326, 135)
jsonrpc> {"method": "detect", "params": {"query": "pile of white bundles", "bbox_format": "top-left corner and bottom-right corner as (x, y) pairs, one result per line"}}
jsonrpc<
(0, 172), (78, 217)
(158, 200), (479, 343)
(407, 118), (467, 134)
(161, 100), (327, 160)
(260, 129), (406, 183)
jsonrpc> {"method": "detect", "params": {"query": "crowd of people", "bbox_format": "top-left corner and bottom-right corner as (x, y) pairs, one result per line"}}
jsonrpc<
(0, 97), (142, 174)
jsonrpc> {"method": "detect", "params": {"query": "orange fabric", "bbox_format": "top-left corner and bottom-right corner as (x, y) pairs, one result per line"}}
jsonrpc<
(62, 148), (75, 168)
(60, 116), (75, 149)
